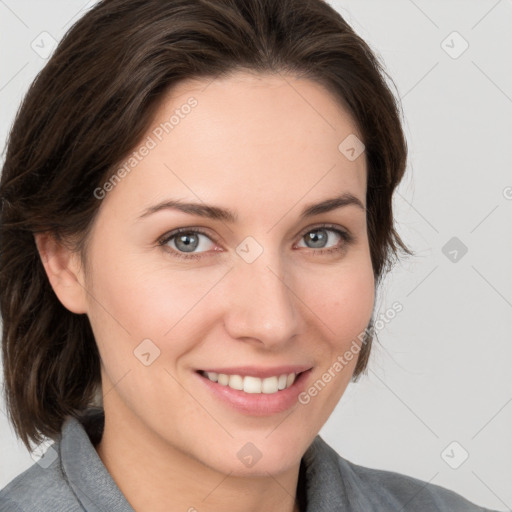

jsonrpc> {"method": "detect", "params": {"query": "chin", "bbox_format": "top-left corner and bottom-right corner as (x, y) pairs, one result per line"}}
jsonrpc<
(199, 435), (307, 477)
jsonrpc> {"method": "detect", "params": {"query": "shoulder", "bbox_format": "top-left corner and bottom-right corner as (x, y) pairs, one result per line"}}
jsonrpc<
(338, 457), (493, 511)
(303, 436), (500, 512)
(0, 442), (82, 512)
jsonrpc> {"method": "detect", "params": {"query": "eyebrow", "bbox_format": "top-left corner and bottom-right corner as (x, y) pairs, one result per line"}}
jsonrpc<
(137, 192), (365, 223)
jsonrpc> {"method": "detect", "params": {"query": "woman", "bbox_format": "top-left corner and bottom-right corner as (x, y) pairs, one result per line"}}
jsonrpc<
(0, 0), (500, 510)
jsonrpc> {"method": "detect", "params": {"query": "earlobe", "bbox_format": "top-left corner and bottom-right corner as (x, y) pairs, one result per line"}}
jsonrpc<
(34, 232), (88, 314)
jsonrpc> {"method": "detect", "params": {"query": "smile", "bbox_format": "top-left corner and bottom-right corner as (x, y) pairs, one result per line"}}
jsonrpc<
(199, 370), (299, 394)
(195, 366), (312, 415)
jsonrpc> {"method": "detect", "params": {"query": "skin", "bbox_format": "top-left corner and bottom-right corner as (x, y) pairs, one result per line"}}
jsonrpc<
(36, 71), (375, 512)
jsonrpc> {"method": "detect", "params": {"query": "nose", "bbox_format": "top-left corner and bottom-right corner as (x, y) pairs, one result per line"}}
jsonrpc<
(221, 250), (300, 348)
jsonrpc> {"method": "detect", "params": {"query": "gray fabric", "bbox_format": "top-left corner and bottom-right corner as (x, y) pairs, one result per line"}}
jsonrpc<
(0, 408), (501, 511)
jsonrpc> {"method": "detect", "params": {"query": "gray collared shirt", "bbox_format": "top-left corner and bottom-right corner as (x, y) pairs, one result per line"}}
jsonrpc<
(0, 408), (500, 511)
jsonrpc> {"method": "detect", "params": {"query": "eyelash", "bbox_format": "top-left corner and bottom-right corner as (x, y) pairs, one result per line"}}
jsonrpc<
(157, 224), (354, 261)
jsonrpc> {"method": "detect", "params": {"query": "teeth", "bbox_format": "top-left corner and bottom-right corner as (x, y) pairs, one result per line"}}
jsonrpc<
(218, 373), (229, 386)
(203, 371), (299, 394)
(243, 376), (261, 393)
(206, 372), (218, 382)
(261, 376), (278, 394)
(278, 374), (287, 390)
(229, 374), (243, 390)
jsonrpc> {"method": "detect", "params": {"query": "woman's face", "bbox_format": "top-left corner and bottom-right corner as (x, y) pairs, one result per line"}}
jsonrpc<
(80, 71), (374, 476)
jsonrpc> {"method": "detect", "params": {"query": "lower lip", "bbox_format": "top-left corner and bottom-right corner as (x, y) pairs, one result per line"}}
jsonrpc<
(195, 370), (312, 416)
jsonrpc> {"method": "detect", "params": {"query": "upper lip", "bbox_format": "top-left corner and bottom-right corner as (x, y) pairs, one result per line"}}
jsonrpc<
(198, 365), (312, 378)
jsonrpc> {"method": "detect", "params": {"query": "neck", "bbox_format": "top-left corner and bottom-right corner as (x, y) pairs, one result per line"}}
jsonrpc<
(94, 407), (303, 512)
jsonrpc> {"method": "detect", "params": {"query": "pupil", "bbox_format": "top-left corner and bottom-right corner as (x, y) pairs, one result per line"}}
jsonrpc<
(308, 230), (326, 248)
(178, 233), (197, 252)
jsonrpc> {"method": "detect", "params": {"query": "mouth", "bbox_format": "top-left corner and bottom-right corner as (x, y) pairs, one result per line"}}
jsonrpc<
(195, 366), (313, 416)
(198, 370), (302, 394)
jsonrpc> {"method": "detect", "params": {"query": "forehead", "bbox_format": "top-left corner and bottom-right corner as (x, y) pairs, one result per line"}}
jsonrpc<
(101, 71), (367, 220)
(164, 71), (363, 156)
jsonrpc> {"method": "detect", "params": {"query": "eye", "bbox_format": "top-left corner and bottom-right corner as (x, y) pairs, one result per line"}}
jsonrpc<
(158, 224), (354, 261)
(158, 228), (218, 260)
(296, 224), (353, 255)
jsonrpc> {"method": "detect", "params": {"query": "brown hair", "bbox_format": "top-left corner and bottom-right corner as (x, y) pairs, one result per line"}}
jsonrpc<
(0, 0), (412, 451)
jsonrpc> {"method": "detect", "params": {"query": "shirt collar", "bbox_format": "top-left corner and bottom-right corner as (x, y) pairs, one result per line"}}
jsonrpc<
(60, 407), (350, 512)
(60, 408), (135, 511)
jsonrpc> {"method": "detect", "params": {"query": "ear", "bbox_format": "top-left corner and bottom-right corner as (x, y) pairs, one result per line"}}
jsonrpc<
(34, 232), (88, 314)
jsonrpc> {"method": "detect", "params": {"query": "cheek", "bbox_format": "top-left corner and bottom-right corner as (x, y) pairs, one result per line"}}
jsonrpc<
(84, 244), (227, 357)
(292, 258), (374, 437)
(301, 257), (375, 348)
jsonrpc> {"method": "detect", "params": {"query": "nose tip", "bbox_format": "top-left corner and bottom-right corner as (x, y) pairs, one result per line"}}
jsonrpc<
(221, 260), (300, 347)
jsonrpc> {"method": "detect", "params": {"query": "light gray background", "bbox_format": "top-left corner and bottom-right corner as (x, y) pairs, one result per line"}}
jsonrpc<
(1, 1), (511, 510)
